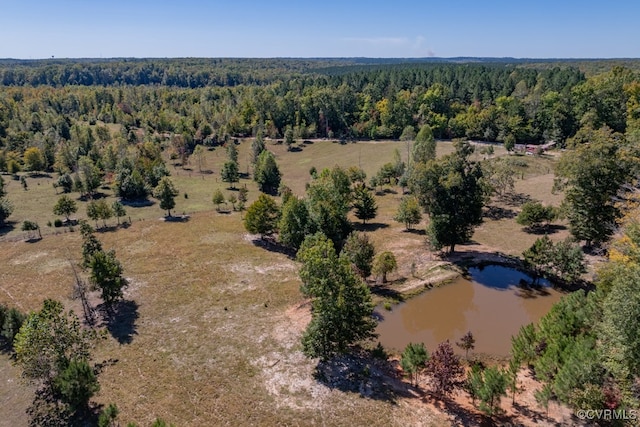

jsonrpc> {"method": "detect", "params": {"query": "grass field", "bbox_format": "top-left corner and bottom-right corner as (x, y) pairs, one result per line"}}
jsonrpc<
(0, 140), (564, 426)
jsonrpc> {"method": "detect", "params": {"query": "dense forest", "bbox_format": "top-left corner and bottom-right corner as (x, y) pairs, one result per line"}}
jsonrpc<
(1, 58), (639, 169)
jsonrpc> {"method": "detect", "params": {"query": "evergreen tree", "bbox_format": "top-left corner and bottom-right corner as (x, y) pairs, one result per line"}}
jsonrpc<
(475, 366), (508, 417)
(89, 249), (128, 308)
(251, 131), (266, 165)
(401, 342), (429, 386)
(153, 177), (179, 217)
(221, 161), (240, 189)
(352, 184), (377, 224)
(254, 150), (281, 194)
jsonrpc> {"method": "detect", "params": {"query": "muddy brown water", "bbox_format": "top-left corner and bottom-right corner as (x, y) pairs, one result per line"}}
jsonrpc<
(375, 265), (565, 357)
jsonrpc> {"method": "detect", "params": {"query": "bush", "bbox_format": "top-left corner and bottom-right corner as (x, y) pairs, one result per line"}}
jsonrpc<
(54, 219), (63, 227)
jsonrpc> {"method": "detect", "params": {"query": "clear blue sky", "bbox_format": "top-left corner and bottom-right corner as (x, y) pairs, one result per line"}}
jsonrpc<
(2, 0), (638, 59)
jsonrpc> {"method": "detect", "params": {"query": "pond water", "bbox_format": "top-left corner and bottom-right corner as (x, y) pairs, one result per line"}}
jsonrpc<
(375, 265), (565, 357)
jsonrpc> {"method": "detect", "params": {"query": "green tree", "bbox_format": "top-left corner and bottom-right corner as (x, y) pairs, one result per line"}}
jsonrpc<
(13, 299), (96, 384)
(53, 195), (77, 222)
(251, 131), (266, 165)
(341, 231), (375, 279)
(53, 359), (99, 412)
(221, 161), (240, 189)
(89, 249), (128, 308)
(244, 193), (280, 238)
(192, 144), (207, 172)
(24, 146), (46, 172)
(98, 403), (120, 427)
(399, 125), (416, 141)
(306, 166), (353, 247)
(21, 220), (41, 240)
(401, 342), (429, 386)
(554, 127), (632, 247)
(212, 189), (226, 212)
(1, 306), (26, 344)
(352, 184), (377, 224)
(228, 193), (237, 211)
(80, 222), (103, 269)
(394, 196), (423, 230)
(78, 156), (102, 198)
(86, 200), (101, 228)
(510, 323), (537, 368)
(284, 127), (294, 151)
(254, 150), (281, 195)
(475, 366), (508, 417)
(412, 124), (436, 164)
(298, 233), (376, 360)
(0, 197), (13, 227)
(372, 251), (397, 283)
(278, 196), (312, 250)
(153, 176), (179, 217)
(516, 201), (557, 230)
(226, 142), (239, 163)
(56, 173), (73, 193)
(237, 187), (248, 211)
(523, 236), (585, 283)
(426, 340), (464, 399)
(112, 201), (126, 225)
(411, 141), (485, 253)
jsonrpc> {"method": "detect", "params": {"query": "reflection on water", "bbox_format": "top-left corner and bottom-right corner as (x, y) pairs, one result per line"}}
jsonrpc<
(375, 265), (563, 356)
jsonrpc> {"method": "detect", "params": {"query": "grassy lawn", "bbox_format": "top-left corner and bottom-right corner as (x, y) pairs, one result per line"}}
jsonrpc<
(0, 140), (562, 426)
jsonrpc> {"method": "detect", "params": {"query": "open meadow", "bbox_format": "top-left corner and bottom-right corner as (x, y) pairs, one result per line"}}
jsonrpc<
(0, 140), (574, 426)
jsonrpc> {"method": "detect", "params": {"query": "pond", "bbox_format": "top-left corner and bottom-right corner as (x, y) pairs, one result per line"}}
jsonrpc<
(374, 264), (565, 357)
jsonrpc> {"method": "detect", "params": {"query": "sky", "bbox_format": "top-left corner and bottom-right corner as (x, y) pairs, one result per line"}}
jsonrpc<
(1, 0), (639, 59)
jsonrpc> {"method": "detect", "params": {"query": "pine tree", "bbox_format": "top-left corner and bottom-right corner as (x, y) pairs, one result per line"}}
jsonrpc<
(352, 184), (377, 224)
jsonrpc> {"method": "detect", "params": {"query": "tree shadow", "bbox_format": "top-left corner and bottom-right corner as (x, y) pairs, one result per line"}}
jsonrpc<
(369, 284), (404, 302)
(101, 299), (139, 345)
(523, 224), (567, 235)
(314, 350), (413, 403)
(27, 386), (103, 427)
(303, 140), (314, 145)
(353, 222), (389, 232)
(289, 146), (303, 152)
(0, 221), (16, 236)
(250, 237), (296, 258)
(402, 228), (426, 235)
(163, 215), (190, 222)
(499, 192), (533, 207)
(429, 396), (486, 426)
(121, 198), (154, 208)
(511, 402), (564, 426)
(484, 205), (517, 220)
